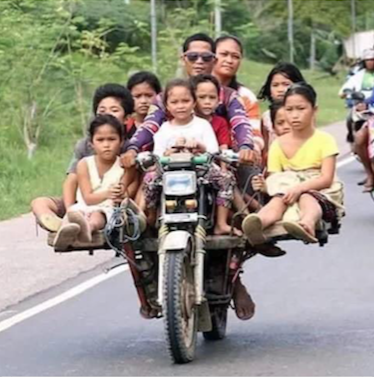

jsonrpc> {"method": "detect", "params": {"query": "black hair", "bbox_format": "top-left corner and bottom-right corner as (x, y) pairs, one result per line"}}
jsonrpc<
(258, 62), (305, 102)
(182, 33), (215, 53)
(163, 78), (196, 107)
(92, 83), (134, 116)
(89, 114), (124, 141)
(127, 71), (162, 94)
(190, 74), (220, 95)
(215, 35), (244, 91)
(269, 100), (284, 125)
(283, 82), (317, 108)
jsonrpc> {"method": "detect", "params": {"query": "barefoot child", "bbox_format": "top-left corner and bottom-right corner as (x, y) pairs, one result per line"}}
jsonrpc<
(243, 83), (344, 245)
(144, 78), (241, 236)
(53, 114), (137, 249)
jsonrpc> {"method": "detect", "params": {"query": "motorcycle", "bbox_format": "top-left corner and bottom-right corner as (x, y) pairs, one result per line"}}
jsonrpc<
(129, 149), (250, 363)
(48, 150), (339, 364)
(344, 89), (373, 144)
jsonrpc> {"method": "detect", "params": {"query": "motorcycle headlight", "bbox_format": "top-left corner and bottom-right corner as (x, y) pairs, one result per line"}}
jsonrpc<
(163, 172), (197, 196)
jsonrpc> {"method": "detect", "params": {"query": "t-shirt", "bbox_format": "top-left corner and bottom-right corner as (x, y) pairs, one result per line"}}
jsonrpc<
(362, 71), (374, 92)
(268, 130), (339, 173)
(126, 86), (254, 152)
(153, 116), (219, 157)
(211, 115), (231, 147)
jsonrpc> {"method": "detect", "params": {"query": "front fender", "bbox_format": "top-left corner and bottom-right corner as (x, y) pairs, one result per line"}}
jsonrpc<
(162, 230), (192, 252)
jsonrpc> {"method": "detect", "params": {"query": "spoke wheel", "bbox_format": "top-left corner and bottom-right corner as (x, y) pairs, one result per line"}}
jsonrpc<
(163, 247), (197, 364)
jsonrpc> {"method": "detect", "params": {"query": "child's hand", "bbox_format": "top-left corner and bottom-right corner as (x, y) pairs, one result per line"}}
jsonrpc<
(164, 148), (178, 156)
(282, 186), (303, 205)
(175, 137), (186, 147)
(251, 174), (266, 192)
(108, 184), (124, 202)
(184, 138), (198, 150)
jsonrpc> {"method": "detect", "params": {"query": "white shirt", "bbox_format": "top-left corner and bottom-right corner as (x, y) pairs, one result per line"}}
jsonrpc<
(153, 115), (219, 157)
(339, 69), (374, 99)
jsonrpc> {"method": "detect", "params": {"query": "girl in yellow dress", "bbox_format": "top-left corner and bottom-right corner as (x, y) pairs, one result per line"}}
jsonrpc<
(243, 83), (344, 245)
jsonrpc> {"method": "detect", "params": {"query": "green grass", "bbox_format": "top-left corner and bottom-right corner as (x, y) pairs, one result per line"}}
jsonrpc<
(0, 139), (73, 220)
(239, 60), (346, 126)
(0, 60), (347, 221)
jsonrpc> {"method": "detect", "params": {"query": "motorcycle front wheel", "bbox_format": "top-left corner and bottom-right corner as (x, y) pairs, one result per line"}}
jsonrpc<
(163, 247), (197, 364)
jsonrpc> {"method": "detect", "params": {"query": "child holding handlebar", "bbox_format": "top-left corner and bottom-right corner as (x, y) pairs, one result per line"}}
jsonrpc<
(144, 78), (242, 236)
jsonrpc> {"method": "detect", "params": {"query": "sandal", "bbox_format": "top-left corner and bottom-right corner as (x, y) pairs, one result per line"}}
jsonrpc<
(242, 214), (266, 245)
(254, 243), (286, 258)
(53, 223), (80, 250)
(38, 214), (62, 232)
(67, 211), (92, 243)
(282, 221), (318, 244)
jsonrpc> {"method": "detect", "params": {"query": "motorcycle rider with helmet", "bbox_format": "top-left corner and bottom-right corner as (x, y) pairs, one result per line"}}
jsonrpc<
(339, 48), (374, 191)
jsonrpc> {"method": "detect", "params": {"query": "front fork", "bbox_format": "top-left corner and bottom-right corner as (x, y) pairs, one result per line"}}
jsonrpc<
(157, 184), (207, 307)
(194, 184), (207, 305)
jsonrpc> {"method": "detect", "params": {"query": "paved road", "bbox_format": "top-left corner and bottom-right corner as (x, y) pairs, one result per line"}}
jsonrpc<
(0, 158), (374, 376)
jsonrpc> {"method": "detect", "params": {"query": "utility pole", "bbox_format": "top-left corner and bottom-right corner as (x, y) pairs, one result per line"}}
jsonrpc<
(351, 0), (357, 57)
(214, 0), (222, 38)
(287, 0), (294, 63)
(150, 0), (157, 72)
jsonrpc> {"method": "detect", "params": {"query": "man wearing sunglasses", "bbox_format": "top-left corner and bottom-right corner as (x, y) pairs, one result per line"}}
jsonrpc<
(123, 33), (260, 166)
(122, 33), (262, 321)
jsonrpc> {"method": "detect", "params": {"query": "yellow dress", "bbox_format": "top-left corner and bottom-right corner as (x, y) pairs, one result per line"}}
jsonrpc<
(266, 130), (344, 221)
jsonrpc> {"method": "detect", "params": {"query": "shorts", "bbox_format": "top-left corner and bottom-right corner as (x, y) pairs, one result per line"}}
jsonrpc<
(47, 196), (66, 218)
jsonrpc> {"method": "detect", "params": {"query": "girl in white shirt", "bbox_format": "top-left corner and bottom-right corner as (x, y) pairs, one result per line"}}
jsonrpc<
(144, 78), (241, 236)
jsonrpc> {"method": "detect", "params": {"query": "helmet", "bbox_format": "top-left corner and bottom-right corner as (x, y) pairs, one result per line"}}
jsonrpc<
(361, 48), (374, 61)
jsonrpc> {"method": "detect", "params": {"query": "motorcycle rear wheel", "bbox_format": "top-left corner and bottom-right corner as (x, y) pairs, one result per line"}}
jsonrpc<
(163, 248), (197, 364)
(203, 305), (228, 341)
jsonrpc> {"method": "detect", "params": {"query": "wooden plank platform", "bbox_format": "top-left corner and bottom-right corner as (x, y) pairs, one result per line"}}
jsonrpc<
(48, 220), (334, 253)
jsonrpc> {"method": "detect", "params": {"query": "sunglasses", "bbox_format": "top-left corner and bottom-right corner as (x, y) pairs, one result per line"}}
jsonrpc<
(184, 52), (216, 63)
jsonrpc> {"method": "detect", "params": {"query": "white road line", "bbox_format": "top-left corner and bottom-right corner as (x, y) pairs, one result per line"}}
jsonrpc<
(0, 265), (128, 334)
(337, 155), (356, 169)
(0, 154), (357, 334)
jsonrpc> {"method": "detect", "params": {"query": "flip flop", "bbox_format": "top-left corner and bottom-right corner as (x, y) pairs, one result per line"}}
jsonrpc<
(282, 221), (318, 244)
(38, 214), (62, 232)
(67, 211), (92, 243)
(242, 214), (266, 245)
(357, 178), (367, 186)
(254, 243), (286, 258)
(53, 223), (80, 250)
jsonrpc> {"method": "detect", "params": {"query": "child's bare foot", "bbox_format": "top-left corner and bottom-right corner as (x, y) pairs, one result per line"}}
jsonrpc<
(214, 224), (243, 236)
(67, 211), (92, 243)
(233, 279), (255, 320)
(53, 223), (80, 250)
(242, 213), (266, 245)
(283, 220), (318, 243)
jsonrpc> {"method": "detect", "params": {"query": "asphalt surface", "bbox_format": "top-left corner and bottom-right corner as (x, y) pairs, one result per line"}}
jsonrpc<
(0, 158), (373, 376)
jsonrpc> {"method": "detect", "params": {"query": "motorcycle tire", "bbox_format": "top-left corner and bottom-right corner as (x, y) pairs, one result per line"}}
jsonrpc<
(163, 247), (197, 364)
(203, 305), (228, 341)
